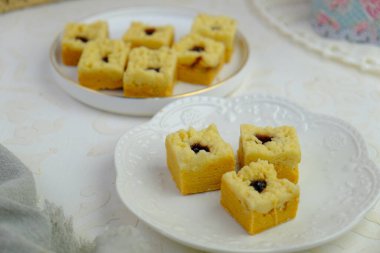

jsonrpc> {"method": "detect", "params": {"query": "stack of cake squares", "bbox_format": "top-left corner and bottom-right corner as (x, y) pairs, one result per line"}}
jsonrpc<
(222, 124), (301, 235)
(165, 123), (301, 235)
(60, 13), (237, 98)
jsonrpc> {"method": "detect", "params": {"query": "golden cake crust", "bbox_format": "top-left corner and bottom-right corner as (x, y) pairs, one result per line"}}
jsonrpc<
(238, 124), (301, 183)
(165, 124), (235, 195)
(173, 34), (225, 85)
(221, 160), (299, 235)
(61, 21), (109, 66)
(123, 47), (177, 97)
(123, 22), (174, 49)
(78, 39), (131, 90)
(191, 13), (237, 62)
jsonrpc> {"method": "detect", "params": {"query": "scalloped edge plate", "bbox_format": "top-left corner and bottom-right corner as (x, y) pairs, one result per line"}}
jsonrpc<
(115, 95), (380, 253)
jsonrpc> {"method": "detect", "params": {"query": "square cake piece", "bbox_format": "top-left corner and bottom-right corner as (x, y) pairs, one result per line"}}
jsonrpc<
(191, 13), (237, 62)
(123, 22), (174, 49)
(238, 124), (301, 183)
(78, 39), (131, 90)
(123, 47), (177, 97)
(61, 21), (109, 66)
(165, 124), (235, 195)
(221, 160), (299, 235)
(173, 34), (225, 85)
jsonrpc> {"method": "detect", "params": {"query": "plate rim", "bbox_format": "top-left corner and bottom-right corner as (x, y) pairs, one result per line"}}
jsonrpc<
(114, 94), (380, 253)
(49, 5), (250, 101)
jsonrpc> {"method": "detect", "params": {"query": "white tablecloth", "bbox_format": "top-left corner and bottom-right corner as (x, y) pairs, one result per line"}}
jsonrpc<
(1, 0), (380, 252)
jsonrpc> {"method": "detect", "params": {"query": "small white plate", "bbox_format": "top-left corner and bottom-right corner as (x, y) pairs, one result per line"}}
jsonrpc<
(49, 6), (250, 116)
(115, 95), (380, 253)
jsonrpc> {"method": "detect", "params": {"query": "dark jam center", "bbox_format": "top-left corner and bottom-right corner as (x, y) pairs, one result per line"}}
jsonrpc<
(255, 134), (272, 144)
(190, 45), (205, 52)
(75, 36), (88, 43)
(102, 56), (109, 63)
(146, 67), (160, 72)
(250, 180), (267, 193)
(145, 28), (156, 35)
(190, 56), (202, 68)
(191, 143), (210, 153)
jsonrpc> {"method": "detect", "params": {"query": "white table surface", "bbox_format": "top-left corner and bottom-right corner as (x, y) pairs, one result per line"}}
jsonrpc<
(1, 0), (380, 252)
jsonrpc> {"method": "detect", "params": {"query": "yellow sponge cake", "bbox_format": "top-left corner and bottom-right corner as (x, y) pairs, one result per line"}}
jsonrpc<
(221, 160), (300, 235)
(78, 39), (130, 90)
(123, 22), (174, 49)
(238, 124), (301, 183)
(165, 124), (235, 195)
(61, 21), (109, 66)
(123, 47), (177, 97)
(173, 34), (225, 85)
(191, 13), (237, 62)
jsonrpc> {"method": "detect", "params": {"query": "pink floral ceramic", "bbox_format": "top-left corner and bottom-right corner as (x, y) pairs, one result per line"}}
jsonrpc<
(311, 0), (380, 44)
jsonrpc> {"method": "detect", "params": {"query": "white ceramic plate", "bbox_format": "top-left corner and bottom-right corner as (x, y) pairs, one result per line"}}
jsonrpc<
(115, 95), (380, 253)
(49, 6), (250, 116)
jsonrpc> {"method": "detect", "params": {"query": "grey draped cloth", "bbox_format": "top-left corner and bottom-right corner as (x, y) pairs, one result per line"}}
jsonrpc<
(0, 144), (159, 253)
(0, 144), (93, 253)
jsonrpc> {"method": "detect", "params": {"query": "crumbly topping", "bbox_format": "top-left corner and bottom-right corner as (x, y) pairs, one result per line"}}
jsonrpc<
(123, 47), (176, 86)
(222, 160), (299, 213)
(62, 21), (108, 49)
(191, 13), (236, 48)
(240, 124), (301, 167)
(78, 39), (130, 71)
(173, 34), (225, 68)
(123, 22), (174, 45)
(165, 124), (234, 170)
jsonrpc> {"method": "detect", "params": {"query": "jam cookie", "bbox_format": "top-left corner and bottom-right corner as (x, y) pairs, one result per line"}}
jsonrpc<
(123, 22), (174, 49)
(61, 21), (109, 66)
(123, 47), (177, 97)
(165, 124), (235, 195)
(173, 34), (225, 85)
(221, 160), (300, 235)
(238, 124), (301, 183)
(78, 39), (131, 90)
(191, 13), (237, 62)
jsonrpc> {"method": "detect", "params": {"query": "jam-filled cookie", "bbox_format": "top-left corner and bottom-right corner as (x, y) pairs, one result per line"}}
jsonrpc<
(123, 22), (174, 49)
(78, 39), (131, 90)
(123, 47), (177, 97)
(165, 124), (235, 195)
(173, 34), (225, 85)
(221, 160), (299, 235)
(61, 21), (109, 66)
(191, 13), (237, 62)
(238, 124), (301, 183)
